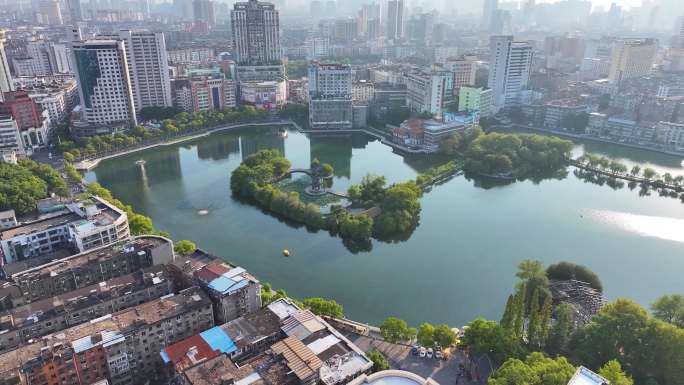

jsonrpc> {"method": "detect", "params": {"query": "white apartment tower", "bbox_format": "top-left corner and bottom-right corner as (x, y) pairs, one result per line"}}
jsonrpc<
(71, 40), (137, 128)
(308, 62), (353, 130)
(608, 38), (657, 85)
(231, 0), (281, 66)
(98, 30), (173, 110)
(488, 35), (534, 112)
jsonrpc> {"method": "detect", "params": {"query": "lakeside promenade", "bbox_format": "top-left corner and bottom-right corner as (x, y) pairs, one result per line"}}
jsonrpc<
(73, 119), (296, 171)
(505, 124), (684, 158)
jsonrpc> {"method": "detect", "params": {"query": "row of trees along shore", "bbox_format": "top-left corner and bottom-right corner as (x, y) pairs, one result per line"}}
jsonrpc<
(57, 106), (270, 162)
(456, 259), (684, 385)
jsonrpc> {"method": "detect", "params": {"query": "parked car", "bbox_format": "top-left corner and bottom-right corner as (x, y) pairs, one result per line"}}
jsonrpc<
(427, 348), (433, 358)
(435, 350), (443, 359)
(419, 347), (426, 358)
(411, 346), (419, 356)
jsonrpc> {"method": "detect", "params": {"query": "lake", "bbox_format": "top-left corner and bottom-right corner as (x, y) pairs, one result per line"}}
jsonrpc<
(85, 126), (684, 327)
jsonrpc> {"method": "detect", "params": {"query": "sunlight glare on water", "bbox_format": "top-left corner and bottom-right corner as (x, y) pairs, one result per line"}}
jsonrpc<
(589, 210), (684, 244)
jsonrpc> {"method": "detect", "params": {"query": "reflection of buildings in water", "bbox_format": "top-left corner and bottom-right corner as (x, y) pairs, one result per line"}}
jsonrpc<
(309, 134), (352, 178)
(240, 131), (286, 160)
(142, 148), (183, 184)
(197, 135), (240, 161)
(351, 132), (372, 149)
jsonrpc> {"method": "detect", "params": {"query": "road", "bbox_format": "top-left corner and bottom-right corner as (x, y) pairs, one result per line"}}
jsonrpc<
(342, 332), (478, 385)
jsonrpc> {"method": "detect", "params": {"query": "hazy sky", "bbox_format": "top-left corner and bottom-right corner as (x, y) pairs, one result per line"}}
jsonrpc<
(535, 0), (642, 8)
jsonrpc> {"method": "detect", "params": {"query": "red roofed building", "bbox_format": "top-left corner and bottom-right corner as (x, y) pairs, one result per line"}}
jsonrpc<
(392, 118), (424, 146)
(162, 335), (220, 373)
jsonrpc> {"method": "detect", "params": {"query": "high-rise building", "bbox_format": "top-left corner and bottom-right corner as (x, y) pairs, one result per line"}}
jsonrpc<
(488, 35), (534, 112)
(193, 0), (216, 25)
(10, 40), (70, 77)
(97, 30), (172, 110)
(0, 31), (14, 100)
(71, 39), (137, 132)
(608, 38), (658, 84)
(231, 0), (281, 66)
(482, 0), (498, 28)
(386, 0), (404, 41)
(404, 68), (447, 117)
(65, 0), (82, 22)
(308, 62), (353, 129)
(489, 9), (511, 35)
(37, 0), (63, 25)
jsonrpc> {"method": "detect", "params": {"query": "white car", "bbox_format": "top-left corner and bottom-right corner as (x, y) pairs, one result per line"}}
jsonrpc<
(419, 347), (426, 358)
(435, 350), (443, 359)
(426, 348), (433, 358)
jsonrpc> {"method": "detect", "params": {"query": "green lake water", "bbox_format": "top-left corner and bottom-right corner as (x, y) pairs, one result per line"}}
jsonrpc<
(85, 127), (684, 327)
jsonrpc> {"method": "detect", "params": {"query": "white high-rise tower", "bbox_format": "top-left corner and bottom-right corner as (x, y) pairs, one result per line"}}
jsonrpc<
(488, 35), (534, 112)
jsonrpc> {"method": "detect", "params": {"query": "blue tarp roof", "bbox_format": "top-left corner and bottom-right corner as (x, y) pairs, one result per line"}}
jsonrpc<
(199, 326), (236, 354)
(207, 274), (249, 294)
(160, 350), (171, 363)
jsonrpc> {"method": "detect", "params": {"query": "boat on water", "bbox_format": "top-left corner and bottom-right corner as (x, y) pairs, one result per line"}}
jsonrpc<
(282, 249), (290, 257)
(135, 160), (146, 166)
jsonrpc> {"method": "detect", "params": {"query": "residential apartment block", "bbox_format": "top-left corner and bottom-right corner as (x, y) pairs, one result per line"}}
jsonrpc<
(309, 62), (354, 130)
(168, 249), (261, 324)
(0, 266), (172, 352)
(0, 197), (129, 265)
(488, 35), (534, 112)
(0, 287), (213, 385)
(4, 235), (173, 305)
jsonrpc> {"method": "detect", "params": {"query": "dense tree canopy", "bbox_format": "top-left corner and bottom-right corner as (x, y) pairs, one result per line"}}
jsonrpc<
(380, 317), (416, 343)
(599, 360), (634, 385)
(367, 350), (390, 373)
(651, 294), (684, 328)
(303, 297), (344, 318)
(568, 298), (684, 385)
(460, 318), (524, 364)
(546, 262), (603, 292)
(174, 240), (197, 256)
(488, 352), (576, 385)
(0, 160), (68, 215)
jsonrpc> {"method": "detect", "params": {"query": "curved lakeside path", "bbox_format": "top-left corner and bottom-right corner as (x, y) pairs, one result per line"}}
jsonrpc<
(74, 120), (298, 171)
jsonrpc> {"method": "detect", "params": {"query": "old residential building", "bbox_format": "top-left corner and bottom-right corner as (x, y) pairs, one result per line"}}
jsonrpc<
(0, 197), (129, 265)
(0, 266), (171, 351)
(5, 236), (173, 305)
(168, 250), (261, 324)
(0, 287), (213, 385)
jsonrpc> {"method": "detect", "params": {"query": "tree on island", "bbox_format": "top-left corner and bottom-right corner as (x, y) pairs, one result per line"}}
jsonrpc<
(546, 262), (603, 292)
